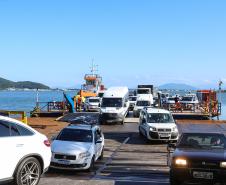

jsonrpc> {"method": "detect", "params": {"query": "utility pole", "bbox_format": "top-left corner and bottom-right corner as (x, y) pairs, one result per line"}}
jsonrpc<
(36, 88), (39, 108)
(219, 80), (223, 104)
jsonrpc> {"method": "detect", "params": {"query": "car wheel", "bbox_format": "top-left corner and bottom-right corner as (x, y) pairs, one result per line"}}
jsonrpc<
(121, 119), (124, 125)
(15, 157), (41, 185)
(99, 148), (104, 160)
(139, 127), (143, 137)
(170, 174), (181, 185)
(88, 156), (95, 172)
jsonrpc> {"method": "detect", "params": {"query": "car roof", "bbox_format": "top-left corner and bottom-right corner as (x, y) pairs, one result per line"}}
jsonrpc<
(104, 86), (128, 98)
(181, 132), (225, 136)
(0, 115), (38, 134)
(145, 108), (171, 114)
(87, 96), (100, 99)
(66, 124), (99, 131)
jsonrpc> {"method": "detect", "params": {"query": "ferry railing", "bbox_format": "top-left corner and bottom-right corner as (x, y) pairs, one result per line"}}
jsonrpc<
(34, 101), (67, 112)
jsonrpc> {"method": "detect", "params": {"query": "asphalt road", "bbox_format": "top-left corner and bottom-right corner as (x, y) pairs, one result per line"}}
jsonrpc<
(38, 117), (226, 185)
(39, 117), (169, 185)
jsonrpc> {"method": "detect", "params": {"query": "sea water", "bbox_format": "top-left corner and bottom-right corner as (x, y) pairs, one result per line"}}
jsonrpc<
(0, 90), (225, 120)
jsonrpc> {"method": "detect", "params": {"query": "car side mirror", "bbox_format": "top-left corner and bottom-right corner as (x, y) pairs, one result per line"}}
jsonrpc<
(96, 138), (103, 144)
(167, 143), (176, 150)
(51, 135), (56, 141)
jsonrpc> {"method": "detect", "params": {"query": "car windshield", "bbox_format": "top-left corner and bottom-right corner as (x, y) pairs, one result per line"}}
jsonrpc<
(181, 97), (193, 101)
(98, 93), (104, 98)
(148, 113), (174, 123)
(129, 97), (137, 101)
(101, 98), (122, 107)
(89, 99), (99, 103)
(136, 101), (150, 106)
(137, 89), (150, 94)
(56, 128), (93, 143)
(178, 133), (226, 149)
(168, 98), (175, 101)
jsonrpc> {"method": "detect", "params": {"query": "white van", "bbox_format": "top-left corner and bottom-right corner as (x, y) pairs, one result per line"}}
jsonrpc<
(133, 96), (152, 117)
(136, 87), (154, 105)
(100, 87), (129, 124)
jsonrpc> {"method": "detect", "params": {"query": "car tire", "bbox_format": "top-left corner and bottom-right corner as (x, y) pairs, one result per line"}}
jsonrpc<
(99, 148), (104, 160)
(139, 127), (143, 137)
(88, 156), (95, 172)
(14, 157), (41, 185)
(170, 173), (181, 185)
(121, 118), (125, 125)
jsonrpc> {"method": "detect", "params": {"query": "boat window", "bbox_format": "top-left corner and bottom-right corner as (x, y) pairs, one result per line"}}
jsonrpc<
(56, 129), (93, 143)
(147, 113), (174, 123)
(101, 98), (122, 107)
(136, 101), (150, 106)
(178, 133), (226, 149)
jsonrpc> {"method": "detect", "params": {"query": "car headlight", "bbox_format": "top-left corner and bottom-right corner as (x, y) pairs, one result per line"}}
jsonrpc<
(220, 162), (226, 168)
(149, 127), (157, 132)
(79, 151), (91, 159)
(175, 158), (187, 166)
(172, 126), (178, 132)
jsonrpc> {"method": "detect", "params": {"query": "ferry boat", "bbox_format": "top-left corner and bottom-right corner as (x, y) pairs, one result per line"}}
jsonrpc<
(79, 62), (105, 98)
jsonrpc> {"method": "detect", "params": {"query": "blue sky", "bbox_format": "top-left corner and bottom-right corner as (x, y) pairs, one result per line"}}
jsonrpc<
(0, 0), (225, 88)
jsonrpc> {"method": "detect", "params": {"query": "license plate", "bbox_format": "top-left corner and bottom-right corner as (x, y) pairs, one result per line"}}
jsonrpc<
(193, 171), (213, 179)
(58, 160), (71, 165)
(160, 133), (170, 137)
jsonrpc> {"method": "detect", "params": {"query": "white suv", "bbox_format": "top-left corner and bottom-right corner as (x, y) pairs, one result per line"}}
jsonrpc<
(84, 97), (101, 112)
(51, 124), (104, 171)
(0, 116), (51, 185)
(138, 108), (179, 142)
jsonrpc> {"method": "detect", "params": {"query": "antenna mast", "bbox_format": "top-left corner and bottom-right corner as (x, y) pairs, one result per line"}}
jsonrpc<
(90, 59), (98, 76)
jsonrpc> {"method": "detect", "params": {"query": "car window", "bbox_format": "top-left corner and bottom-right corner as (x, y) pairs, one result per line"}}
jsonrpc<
(181, 97), (193, 101)
(95, 129), (101, 141)
(178, 133), (226, 149)
(56, 128), (93, 143)
(89, 99), (100, 103)
(136, 101), (151, 106)
(148, 113), (174, 123)
(10, 124), (20, 136)
(16, 124), (34, 136)
(129, 97), (137, 101)
(0, 121), (10, 137)
(101, 98), (122, 107)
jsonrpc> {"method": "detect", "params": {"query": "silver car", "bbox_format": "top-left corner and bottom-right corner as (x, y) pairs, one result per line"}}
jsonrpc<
(51, 124), (104, 171)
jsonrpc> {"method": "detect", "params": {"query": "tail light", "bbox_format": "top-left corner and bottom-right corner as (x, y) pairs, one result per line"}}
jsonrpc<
(44, 139), (51, 147)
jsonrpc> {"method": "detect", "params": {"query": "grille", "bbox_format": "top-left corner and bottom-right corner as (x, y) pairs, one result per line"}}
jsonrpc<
(158, 128), (171, 132)
(190, 160), (219, 169)
(54, 154), (76, 160)
(51, 162), (86, 168)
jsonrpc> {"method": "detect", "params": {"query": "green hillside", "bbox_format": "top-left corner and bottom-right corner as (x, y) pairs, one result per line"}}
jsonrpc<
(0, 77), (50, 90)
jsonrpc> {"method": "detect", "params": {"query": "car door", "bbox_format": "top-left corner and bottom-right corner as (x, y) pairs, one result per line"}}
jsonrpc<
(0, 120), (25, 179)
(142, 113), (149, 137)
(0, 121), (13, 180)
(139, 111), (146, 135)
(94, 129), (102, 160)
(0, 120), (35, 179)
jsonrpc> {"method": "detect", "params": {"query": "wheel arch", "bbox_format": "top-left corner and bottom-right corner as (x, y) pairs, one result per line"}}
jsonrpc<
(13, 153), (45, 176)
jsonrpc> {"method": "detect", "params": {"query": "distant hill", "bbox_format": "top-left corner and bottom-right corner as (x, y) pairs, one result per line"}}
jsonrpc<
(159, 83), (197, 90)
(0, 77), (50, 90)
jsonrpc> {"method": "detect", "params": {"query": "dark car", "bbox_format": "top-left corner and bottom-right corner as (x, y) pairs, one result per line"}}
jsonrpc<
(168, 132), (226, 185)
